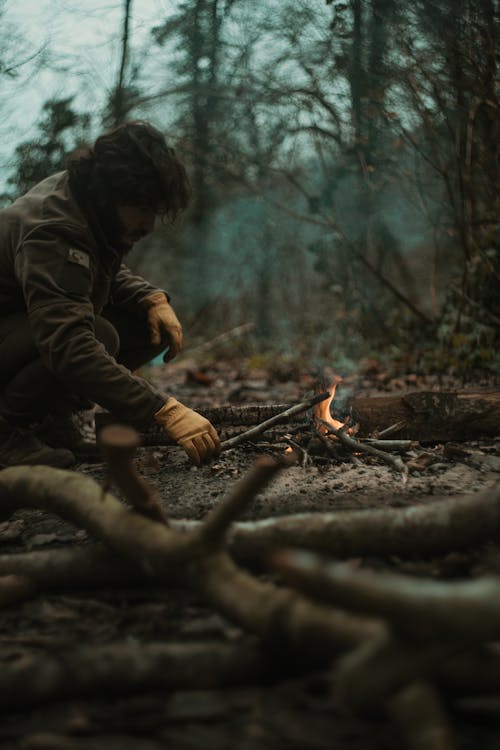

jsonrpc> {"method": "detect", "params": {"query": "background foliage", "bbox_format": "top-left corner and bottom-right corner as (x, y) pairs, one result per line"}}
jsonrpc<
(2, 0), (499, 375)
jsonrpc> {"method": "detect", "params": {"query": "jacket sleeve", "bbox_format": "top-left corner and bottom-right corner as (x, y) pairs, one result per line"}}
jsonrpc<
(110, 263), (170, 309)
(15, 232), (166, 424)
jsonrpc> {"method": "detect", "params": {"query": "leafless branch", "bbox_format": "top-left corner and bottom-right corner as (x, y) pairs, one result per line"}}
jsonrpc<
(221, 391), (330, 450)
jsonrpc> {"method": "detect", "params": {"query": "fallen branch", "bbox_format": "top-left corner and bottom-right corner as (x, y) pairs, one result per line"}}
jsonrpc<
(221, 391), (330, 451)
(4, 484), (500, 585)
(0, 465), (381, 655)
(272, 549), (500, 643)
(224, 482), (500, 562)
(363, 439), (415, 451)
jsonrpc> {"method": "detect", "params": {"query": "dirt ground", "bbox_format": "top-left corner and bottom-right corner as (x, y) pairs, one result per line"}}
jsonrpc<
(1, 355), (499, 749)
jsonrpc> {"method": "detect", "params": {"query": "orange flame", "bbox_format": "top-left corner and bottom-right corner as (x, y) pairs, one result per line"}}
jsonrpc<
(315, 376), (344, 433)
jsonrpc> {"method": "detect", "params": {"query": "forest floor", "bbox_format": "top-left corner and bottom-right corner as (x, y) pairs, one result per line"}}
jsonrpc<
(1, 351), (500, 750)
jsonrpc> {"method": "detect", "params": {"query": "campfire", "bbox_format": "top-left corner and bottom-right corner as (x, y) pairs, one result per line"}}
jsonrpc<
(95, 376), (499, 478)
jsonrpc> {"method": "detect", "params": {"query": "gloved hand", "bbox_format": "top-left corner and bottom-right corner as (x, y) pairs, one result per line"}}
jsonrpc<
(142, 292), (183, 362)
(154, 397), (221, 465)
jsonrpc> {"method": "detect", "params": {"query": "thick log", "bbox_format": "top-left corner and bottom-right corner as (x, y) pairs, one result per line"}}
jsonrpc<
(95, 404), (295, 446)
(350, 389), (500, 441)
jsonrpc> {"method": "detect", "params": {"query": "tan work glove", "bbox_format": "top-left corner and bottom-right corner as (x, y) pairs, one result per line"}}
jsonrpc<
(155, 397), (221, 465)
(142, 292), (183, 362)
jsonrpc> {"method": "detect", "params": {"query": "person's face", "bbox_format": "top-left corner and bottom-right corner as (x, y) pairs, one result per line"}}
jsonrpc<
(116, 205), (156, 251)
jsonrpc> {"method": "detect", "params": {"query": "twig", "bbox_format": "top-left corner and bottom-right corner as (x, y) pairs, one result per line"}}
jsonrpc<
(318, 419), (408, 479)
(177, 322), (255, 358)
(377, 420), (408, 438)
(363, 439), (415, 451)
(221, 392), (330, 451)
(283, 437), (310, 467)
(98, 424), (168, 525)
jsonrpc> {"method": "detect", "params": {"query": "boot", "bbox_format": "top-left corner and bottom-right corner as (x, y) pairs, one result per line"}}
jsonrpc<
(0, 418), (75, 468)
(37, 411), (97, 455)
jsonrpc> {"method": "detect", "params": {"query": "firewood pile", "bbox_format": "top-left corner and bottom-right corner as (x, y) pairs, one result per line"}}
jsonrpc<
(1, 386), (500, 748)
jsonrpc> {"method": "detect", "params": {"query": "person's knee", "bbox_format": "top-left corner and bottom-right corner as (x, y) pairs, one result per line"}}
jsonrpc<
(101, 306), (168, 369)
(94, 316), (120, 357)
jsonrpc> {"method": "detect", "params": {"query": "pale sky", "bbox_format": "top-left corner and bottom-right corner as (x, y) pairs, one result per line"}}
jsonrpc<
(1, 0), (177, 176)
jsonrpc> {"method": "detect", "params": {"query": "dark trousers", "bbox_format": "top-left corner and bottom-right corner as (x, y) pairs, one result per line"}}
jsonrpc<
(0, 307), (165, 425)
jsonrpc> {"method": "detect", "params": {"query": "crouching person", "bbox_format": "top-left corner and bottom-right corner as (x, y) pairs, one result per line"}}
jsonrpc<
(0, 120), (220, 467)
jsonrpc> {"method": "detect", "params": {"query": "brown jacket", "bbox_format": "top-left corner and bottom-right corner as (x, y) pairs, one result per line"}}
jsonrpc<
(0, 171), (166, 423)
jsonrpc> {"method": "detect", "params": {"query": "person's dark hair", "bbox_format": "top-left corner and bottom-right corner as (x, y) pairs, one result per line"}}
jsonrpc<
(67, 120), (190, 222)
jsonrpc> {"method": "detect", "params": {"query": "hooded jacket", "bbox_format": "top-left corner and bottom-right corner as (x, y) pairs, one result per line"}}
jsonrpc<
(0, 171), (166, 423)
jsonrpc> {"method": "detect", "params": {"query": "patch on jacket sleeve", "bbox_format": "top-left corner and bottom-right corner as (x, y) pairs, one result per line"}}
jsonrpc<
(67, 247), (90, 269)
(58, 246), (91, 297)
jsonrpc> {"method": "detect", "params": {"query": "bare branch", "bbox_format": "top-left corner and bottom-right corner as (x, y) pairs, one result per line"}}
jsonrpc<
(221, 391), (330, 450)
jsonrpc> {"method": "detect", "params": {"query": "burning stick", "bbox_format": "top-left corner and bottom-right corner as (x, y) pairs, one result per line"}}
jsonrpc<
(313, 375), (407, 477)
(318, 418), (408, 479)
(220, 391), (330, 451)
